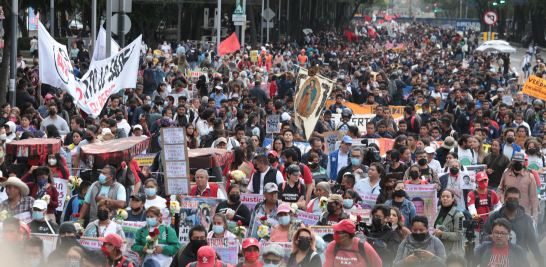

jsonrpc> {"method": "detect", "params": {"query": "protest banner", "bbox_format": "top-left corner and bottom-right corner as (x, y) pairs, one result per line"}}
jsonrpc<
(250, 50), (258, 62)
(54, 178), (68, 212)
(207, 238), (239, 265)
(14, 211), (32, 223)
(332, 114), (403, 135)
(30, 233), (58, 258)
(324, 131), (342, 153)
(326, 101), (405, 116)
(259, 241), (292, 262)
(296, 210), (320, 226)
(522, 76), (546, 101)
(345, 209), (371, 224)
(540, 174), (546, 199)
(266, 115), (281, 133)
(405, 184), (437, 231)
(356, 191), (378, 210)
(142, 251), (173, 267)
(78, 237), (128, 251)
(134, 153), (157, 166)
(310, 225), (333, 262)
(178, 197), (223, 244)
(459, 171), (476, 190)
(91, 26), (120, 63)
(161, 128), (190, 195)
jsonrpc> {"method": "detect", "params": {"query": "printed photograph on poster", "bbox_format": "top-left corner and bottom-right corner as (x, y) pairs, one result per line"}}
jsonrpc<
(324, 131), (341, 153)
(405, 184), (438, 231)
(255, 147), (268, 155)
(178, 197), (223, 244)
(266, 115), (280, 133)
(459, 171), (476, 190)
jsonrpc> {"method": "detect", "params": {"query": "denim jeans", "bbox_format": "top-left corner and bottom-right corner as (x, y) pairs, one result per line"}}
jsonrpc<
(189, 61), (197, 70)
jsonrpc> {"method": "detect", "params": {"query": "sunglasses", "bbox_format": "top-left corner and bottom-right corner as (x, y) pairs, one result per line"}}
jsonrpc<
(298, 236), (312, 241)
(263, 259), (281, 264)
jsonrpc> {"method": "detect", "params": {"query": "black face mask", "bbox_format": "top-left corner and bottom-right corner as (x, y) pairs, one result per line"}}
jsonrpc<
(535, 107), (541, 112)
(115, 115), (123, 121)
(418, 158), (427, 166)
(327, 205), (336, 213)
(372, 217), (383, 229)
(229, 194), (240, 202)
(528, 148), (536, 155)
(513, 162), (523, 171)
(190, 239), (208, 254)
(506, 137), (515, 144)
(308, 162), (319, 169)
(86, 135), (94, 142)
(49, 110), (56, 116)
(394, 189), (405, 198)
(59, 236), (79, 249)
(268, 158), (277, 164)
(412, 232), (427, 242)
(97, 210), (109, 221)
(450, 167), (459, 175)
(297, 239), (311, 251)
(410, 172), (419, 180)
(505, 200), (519, 211)
(132, 206), (142, 213)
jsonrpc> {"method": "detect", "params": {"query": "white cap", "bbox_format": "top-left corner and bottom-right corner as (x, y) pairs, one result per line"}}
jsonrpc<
(281, 113), (291, 122)
(217, 137), (227, 144)
(133, 125), (143, 130)
(33, 200), (48, 210)
(424, 146), (436, 154)
(101, 128), (112, 135)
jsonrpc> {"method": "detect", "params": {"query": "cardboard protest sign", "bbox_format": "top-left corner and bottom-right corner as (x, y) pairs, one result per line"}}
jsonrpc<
(178, 197), (223, 244)
(78, 237), (127, 251)
(161, 128), (190, 195)
(522, 76), (546, 101)
(345, 209), (371, 224)
(54, 178), (68, 212)
(324, 131), (342, 153)
(207, 238), (239, 265)
(405, 184), (438, 232)
(356, 191), (378, 209)
(14, 211), (32, 223)
(296, 210), (321, 226)
(266, 115), (281, 133)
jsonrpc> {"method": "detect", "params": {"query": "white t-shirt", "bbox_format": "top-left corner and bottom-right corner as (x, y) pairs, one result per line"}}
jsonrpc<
(248, 167), (285, 194)
(449, 146), (477, 166)
(527, 155), (544, 172)
(145, 196), (167, 210)
(428, 159), (442, 173)
(503, 145), (514, 160)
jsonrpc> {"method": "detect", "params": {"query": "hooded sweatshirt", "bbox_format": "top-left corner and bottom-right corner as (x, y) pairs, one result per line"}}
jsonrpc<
(480, 205), (544, 264)
(369, 225), (400, 267)
(393, 232), (446, 267)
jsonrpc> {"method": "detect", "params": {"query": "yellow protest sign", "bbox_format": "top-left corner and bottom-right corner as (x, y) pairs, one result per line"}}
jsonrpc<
(250, 50), (258, 62)
(522, 76), (546, 101)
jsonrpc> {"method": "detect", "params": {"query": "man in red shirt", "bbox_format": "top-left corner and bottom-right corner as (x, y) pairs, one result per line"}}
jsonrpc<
(98, 234), (134, 267)
(473, 218), (529, 267)
(467, 172), (501, 223)
(324, 219), (382, 267)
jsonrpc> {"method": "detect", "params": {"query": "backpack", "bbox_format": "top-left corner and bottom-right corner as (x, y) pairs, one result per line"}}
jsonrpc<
(387, 80), (397, 96)
(187, 49), (198, 62)
(144, 69), (154, 87)
(473, 189), (492, 210)
(536, 46), (541, 53)
(450, 206), (472, 228)
(333, 239), (370, 267)
(453, 146), (475, 163)
(190, 261), (228, 267)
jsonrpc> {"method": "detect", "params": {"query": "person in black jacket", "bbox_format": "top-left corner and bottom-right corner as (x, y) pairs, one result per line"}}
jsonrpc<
(202, 118), (222, 148)
(368, 204), (400, 267)
(15, 81), (38, 112)
(170, 225), (221, 267)
(389, 73), (405, 106)
(286, 227), (323, 267)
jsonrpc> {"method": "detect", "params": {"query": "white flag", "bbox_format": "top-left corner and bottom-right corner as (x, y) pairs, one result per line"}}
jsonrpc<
(38, 21), (78, 99)
(76, 35), (142, 117)
(91, 26), (121, 63)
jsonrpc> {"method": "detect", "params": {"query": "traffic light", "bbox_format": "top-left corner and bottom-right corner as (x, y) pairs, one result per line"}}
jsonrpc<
(426, 6), (429, 9)
(434, 3), (437, 6)
(492, 1), (497, 5)
(499, 0), (505, 3)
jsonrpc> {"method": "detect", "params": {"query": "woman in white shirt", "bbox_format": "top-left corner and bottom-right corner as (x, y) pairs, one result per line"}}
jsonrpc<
(83, 199), (126, 239)
(144, 178), (167, 211)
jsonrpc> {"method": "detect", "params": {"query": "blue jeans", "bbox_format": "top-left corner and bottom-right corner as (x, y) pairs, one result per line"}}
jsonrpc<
(189, 61), (197, 70)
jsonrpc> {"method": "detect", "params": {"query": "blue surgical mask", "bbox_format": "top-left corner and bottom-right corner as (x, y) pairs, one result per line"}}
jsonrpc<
(146, 217), (157, 226)
(147, 100), (152, 105)
(98, 174), (108, 184)
(351, 158), (360, 166)
(423, 77), (427, 81)
(32, 211), (44, 221)
(340, 75), (345, 79)
(212, 225), (225, 234)
(264, 264), (278, 267)
(164, 101), (169, 106)
(361, 68), (365, 71)
(397, 70), (402, 74)
(343, 199), (354, 208)
(402, 59), (406, 62)
(24, 259), (41, 266)
(278, 216), (291, 226)
(145, 188), (156, 197)
(375, 58), (379, 62)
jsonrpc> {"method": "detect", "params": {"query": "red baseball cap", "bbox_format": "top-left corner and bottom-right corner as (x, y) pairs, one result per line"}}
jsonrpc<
(476, 172), (488, 182)
(197, 246), (217, 267)
(332, 219), (356, 233)
(98, 233), (123, 248)
(242, 237), (259, 249)
(44, 94), (53, 100)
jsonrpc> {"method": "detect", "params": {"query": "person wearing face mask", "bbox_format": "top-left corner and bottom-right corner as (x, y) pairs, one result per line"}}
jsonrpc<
(432, 189), (465, 256)
(367, 204), (400, 267)
(28, 200), (59, 234)
(82, 199), (126, 239)
(497, 152), (539, 222)
(132, 206), (180, 260)
(187, 245), (230, 267)
(270, 203), (304, 242)
(467, 172), (501, 224)
(323, 219), (382, 267)
(23, 237), (47, 267)
(142, 178), (166, 210)
(43, 152), (70, 179)
(78, 166), (127, 223)
(20, 167), (58, 221)
(394, 215), (446, 266)
(317, 194), (347, 225)
(47, 222), (85, 266)
(386, 181), (415, 229)
(39, 103), (70, 135)
(214, 184), (251, 226)
(172, 225), (219, 267)
(285, 227), (322, 267)
(206, 213), (237, 239)
(72, 125), (100, 177)
(480, 187), (544, 266)
(97, 233), (135, 267)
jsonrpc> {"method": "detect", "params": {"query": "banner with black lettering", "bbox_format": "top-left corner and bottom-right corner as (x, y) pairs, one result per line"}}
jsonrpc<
(91, 26), (121, 63)
(75, 35), (141, 117)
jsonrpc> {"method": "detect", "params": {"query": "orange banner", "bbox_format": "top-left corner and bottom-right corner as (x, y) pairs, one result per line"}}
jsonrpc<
(326, 100), (405, 115)
(522, 76), (546, 101)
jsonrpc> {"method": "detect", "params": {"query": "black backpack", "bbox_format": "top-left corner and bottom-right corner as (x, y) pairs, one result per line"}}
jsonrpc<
(144, 69), (154, 87)
(333, 239), (370, 267)
(187, 49), (198, 62)
(473, 189), (492, 209)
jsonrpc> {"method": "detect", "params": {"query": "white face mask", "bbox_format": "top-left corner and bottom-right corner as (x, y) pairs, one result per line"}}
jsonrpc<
(0, 133), (6, 140)
(48, 159), (57, 166)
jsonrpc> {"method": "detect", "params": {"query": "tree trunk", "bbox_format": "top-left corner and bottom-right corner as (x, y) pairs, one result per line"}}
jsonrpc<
(247, 3), (257, 48)
(498, 8), (505, 38)
(19, 13), (28, 37)
(0, 0), (12, 105)
(531, 9), (545, 46)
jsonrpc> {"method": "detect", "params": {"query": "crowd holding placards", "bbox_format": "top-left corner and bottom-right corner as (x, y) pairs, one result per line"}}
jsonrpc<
(1, 16), (546, 267)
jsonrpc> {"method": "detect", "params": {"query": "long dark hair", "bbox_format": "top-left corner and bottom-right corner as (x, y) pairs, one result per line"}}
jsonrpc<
(46, 153), (69, 179)
(231, 147), (246, 169)
(272, 136), (285, 154)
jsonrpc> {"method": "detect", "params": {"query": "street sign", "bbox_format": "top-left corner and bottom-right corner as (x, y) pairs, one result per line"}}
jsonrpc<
(112, 0), (132, 13)
(234, 21), (245, 26)
(0, 7), (5, 19)
(483, 11), (498, 26)
(111, 14), (131, 35)
(261, 8), (275, 21)
(232, 14), (246, 22)
(262, 22), (274, 28)
(233, 3), (245, 14)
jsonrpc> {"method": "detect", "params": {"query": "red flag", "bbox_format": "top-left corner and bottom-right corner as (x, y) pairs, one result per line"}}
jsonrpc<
(364, 15), (372, 22)
(218, 33), (240, 56)
(385, 14), (392, 20)
(392, 15), (397, 19)
(368, 27), (377, 38)
(345, 30), (358, 41)
(378, 19), (385, 24)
